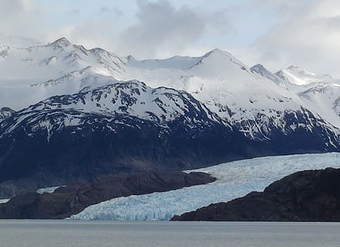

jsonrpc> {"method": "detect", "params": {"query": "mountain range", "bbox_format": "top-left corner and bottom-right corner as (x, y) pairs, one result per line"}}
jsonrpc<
(1, 37), (340, 197)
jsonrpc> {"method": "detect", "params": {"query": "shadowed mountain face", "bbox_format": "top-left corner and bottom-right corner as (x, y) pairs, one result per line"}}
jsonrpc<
(172, 168), (340, 222)
(0, 81), (340, 198)
(0, 81), (249, 197)
(0, 171), (215, 219)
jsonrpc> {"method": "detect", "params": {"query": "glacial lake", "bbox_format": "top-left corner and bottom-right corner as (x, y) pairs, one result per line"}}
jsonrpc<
(1, 220), (340, 247)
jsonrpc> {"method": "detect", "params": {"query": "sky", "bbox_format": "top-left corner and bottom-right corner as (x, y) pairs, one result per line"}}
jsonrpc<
(1, 0), (340, 76)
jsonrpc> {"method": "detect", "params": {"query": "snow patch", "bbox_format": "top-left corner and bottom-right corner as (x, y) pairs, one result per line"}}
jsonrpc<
(37, 186), (64, 194)
(0, 199), (9, 204)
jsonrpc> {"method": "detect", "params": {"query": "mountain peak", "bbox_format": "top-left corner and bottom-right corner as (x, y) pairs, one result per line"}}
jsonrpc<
(49, 37), (72, 48)
(90, 47), (107, 54)
(287, 65), (301, 70)
(127, 55), (137, 62)
(209, 48), (224, 54)
(250, 64), (267, 72)
(251, 64), (285, 85)
(250, 64), (271, 76)
(203, 48), (233, 58)
(199, 48), (246, 68)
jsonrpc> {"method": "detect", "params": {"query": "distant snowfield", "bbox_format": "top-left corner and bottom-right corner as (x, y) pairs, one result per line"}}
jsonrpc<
(71, 153), (340, 221)
(37, 186), (64, 195)
(0, 199), (9, 204)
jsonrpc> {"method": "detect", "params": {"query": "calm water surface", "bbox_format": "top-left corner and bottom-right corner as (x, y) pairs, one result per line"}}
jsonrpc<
(0, 220), (340, 247)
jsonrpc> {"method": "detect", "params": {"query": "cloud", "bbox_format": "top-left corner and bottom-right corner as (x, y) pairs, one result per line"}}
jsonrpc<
(1, 0), (32, 17)
(0, 0), (44, 39)
(99, 6), (123, 16)
(0, 0), (232, 59)
(60, 0), (230, 58)
(3, 0), (340, 78)
(248, 0), (340, 75)
(115, 0), (207, 58)
(252, 0), (310, 15)
(0, 0), (124, 48)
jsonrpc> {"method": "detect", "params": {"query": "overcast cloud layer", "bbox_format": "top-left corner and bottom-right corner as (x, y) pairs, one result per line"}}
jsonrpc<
(248, 0), (340, 75)
(1, 0), (340, 76)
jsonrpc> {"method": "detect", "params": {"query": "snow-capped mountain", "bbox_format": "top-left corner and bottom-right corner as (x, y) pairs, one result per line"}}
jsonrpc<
(250, 64), (340, 128)
(1, 38), (339, 143)
(1, 81), (339, 194)
(121, 49), (340, 141)
(1, 37), (340, 194)
(297, 82), (340, 126)
(0, 38), (126, 109)
(1, 38), (339, 139)
(0, 80), (224, 141)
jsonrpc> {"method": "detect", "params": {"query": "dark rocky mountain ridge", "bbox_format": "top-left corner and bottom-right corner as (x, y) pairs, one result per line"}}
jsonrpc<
(0, 170), (215, 219)
(172, 167), (340, 221)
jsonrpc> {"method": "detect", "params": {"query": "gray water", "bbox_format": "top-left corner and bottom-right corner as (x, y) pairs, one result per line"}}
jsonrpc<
(1, 221), (340, 247)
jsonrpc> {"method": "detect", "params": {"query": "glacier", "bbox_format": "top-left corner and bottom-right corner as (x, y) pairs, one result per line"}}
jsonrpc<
(71, 153), (340, 221)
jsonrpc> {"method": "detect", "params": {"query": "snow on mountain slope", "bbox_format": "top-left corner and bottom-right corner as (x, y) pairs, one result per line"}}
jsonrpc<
(121, 49), (340, 140)
(123, 48), (257, 92)
(0, 38), (126, 109)
(37, 186), (64, 194)
(250, 64), (340, 129)
(276, 65), (333, 86)
(0, 199), (9, 204)
(298, 82), (340, 127)
(0, 37), (125, 81)
(14, 80), (220, 126)
(70, 152), (340, 221)
(127, 55), (201, 70)
(250, 64), (286, 86)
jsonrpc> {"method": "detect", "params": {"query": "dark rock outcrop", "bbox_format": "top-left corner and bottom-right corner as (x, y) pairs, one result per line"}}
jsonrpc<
(0, 107), (15, 122)
(172, 167), (340, 221)
(0, 170), (215, 219)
